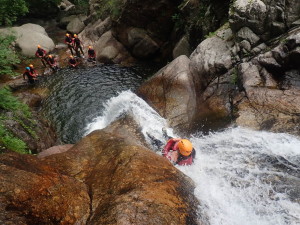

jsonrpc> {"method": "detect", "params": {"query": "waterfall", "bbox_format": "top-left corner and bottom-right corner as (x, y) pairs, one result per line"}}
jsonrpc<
(84, 91), (300, 225)
(84, 90), (175, 146)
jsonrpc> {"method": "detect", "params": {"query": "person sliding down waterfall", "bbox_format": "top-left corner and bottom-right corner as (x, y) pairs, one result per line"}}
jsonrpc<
(162, 138), (196, 166)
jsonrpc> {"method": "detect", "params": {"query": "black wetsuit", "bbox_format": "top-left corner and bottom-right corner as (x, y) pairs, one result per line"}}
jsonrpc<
(23, 71), (35, 84)
(73, 37), (84, 55)
(88, 49), (96, 61)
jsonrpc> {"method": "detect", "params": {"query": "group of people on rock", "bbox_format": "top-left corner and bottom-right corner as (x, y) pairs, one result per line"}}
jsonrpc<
(64, 33), (96, 62)
(23, 33), (97, 84)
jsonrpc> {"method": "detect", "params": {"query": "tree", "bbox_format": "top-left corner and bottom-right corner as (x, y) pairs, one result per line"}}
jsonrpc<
(0, 0), (28, 26)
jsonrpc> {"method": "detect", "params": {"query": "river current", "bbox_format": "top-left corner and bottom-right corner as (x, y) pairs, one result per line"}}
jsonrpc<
(42, 65), (300, 225)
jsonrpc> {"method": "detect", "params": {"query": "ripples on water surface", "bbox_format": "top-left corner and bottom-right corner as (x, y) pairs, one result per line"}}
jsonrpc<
(41, 64), (154, 143)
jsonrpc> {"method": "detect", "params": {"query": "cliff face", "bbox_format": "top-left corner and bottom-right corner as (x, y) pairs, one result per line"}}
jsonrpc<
(133, 0), (300, 135)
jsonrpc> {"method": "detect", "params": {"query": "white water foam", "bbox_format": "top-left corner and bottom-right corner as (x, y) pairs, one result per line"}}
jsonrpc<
(179, 128), (300, 225)
(84, 90), (175, 146)
(85, 91), (300, 225)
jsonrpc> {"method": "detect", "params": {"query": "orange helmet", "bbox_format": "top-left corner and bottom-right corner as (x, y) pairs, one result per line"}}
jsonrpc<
(66, 33), (70, 37)
(70, 55), (74, 58)
(74, 34), (77, 37)
(48, 54), (52, 58)
(37, 45), (41, 48)
(88, 46), (92, 49)
(29, 64), (33, 68)
(178, 139), (193, 156)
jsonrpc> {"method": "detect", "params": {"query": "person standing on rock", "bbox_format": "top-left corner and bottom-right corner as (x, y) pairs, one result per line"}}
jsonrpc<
(23, 67), (37, 84)
(29, 64), (38, 77)
(72, 34), (84, 57)
(87, 46), (96, 62)
(65, 33), (74, 56)
(68, 55), (78, 68)
(162, 138), (196, 166)
(35, 45), (47, 67)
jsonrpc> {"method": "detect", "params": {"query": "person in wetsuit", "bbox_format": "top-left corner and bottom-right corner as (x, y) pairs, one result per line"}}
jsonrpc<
(28, 64), (38, 76)
(46, 54), (58, 72)
(65, 33), (74, 55)
(87, 45), (96, 62)
(23, 67), (37, 84)
(68, 55), (78, 68)
(162, 138), (196, 166)
(35, 45), (47, 67)
(73, 34), (84, 57)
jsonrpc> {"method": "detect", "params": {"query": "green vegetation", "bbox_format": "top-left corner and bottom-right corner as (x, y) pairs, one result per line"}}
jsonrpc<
(231, 67), (238, 85)
(95, 0), (123, 20)
(0, 87), (35, 154)
(0, 124), (28, 154)
(0, 0), (64, 26)
(0, 34), (20, 77)
(0, 0), (28, 26)
(205, 31), (216, 39)
(71, 0), (89, 12)
(172, 13), (184, 30)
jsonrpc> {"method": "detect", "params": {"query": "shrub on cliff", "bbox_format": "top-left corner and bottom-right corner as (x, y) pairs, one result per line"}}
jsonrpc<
(0, 34), (20, 76)
(0, 87), (32, 154)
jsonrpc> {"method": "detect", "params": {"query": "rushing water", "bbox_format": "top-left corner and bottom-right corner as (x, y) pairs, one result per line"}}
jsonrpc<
(85, 91), (300, 225)
(42, 66), (300, 225)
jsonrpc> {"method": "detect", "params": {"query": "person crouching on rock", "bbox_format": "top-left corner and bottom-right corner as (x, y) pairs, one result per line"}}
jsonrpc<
(23, 67), (37, 84)
(68, 55), (78, 68)
(35, 45), (47, 67)
(46, 54), (58, 72)
(162, 138), (196, 166)
(87, 46), (96, 62)
(29, 64), (38, 77)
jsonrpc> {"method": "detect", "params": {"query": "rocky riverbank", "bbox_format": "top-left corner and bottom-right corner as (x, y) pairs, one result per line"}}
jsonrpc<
(0, 0), (300, 224)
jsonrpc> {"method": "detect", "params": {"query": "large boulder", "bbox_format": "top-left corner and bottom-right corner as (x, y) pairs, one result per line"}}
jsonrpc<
(79, 17), (112, 46)
(173, 36), (191, 59)
(66, 15), (87, 34)
(0, 125), (200, 224)
(0, 23), (55, 57)
(43, 129), (200, 224)
(229, 0), (300, 42)
(117, 27), (159, 59)
(236, 29), (300, 135)
(138, 55), (198, 131)
(0, 153), (91, 224)
(94, 31), (135, 64)
(190, 25), (236, 90)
